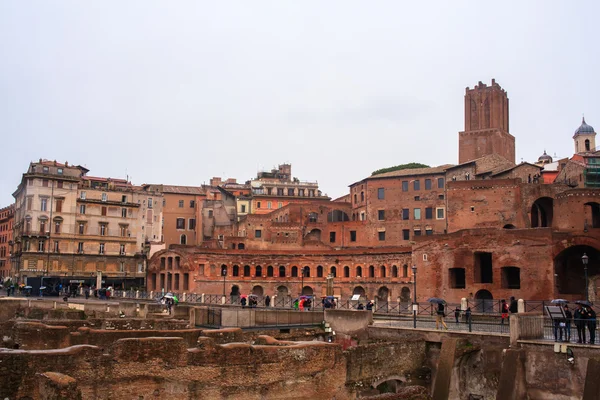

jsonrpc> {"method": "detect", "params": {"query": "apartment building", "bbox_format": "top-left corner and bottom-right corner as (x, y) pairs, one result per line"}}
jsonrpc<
(0, 204), (14, 279)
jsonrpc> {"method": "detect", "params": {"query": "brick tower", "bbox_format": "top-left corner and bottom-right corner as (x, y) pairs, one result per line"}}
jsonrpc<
(458, 79), (515, 164)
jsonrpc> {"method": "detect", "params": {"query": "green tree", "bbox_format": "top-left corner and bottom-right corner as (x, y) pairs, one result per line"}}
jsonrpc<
(371, 162), (430, 176)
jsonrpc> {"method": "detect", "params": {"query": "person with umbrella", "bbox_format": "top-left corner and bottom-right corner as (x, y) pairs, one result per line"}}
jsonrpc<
(574, 301), (590, 344)
(429, 298), (448, 330)
(551, 299), (569, 341)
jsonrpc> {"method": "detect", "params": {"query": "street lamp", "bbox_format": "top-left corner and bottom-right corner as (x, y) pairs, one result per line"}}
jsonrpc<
(412, 265), (417, 328)
(582, 253), (589, 302)
(221, 267), (227, 300)
(301, 267), (306, 296)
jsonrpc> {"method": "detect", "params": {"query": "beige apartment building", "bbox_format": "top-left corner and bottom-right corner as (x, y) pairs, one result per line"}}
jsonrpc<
(11, 160), (162, 293)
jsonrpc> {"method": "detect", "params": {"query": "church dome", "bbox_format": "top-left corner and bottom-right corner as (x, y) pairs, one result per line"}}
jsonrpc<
(538, 150), (553, 164)
(574, 117), (595, 136)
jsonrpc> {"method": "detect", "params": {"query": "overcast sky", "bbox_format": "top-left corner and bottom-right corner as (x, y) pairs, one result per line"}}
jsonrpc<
(1, 1), (598, 206)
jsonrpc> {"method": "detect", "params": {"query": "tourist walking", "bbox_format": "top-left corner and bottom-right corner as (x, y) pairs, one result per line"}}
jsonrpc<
(500, 300), (509, 325)
(264, 295), (271, 307)
(454, 307), (461, 324)
(465, 307), (472, 324)
(436, 303), (448, 330)
(575, 304), (588, 343)
(587, 306), (597, 345)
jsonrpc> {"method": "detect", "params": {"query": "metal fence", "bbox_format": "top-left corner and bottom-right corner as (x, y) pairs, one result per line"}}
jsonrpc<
(373, 314), (511, 335)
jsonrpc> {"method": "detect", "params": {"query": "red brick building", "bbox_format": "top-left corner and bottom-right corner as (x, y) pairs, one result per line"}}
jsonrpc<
(0, 204), (14, 280)
(146, 79), (600, 305)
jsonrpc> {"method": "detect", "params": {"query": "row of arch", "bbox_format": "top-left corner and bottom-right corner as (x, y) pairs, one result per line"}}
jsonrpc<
(230, 284), (412, 302)
(219, 264), (411, 279)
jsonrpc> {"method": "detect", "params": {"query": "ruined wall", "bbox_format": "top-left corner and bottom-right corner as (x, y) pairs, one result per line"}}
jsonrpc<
(0, 336), (349, 400)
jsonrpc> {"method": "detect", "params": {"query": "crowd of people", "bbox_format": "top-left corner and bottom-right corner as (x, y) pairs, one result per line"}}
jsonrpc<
(554, 303), (597, 344)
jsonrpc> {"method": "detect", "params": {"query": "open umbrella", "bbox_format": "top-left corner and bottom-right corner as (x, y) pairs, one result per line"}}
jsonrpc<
(575, 300), (592, 307)
(24, 286), (32, 289)
(300, 295), (312, 300)
(240, 294), (248, 299)
(163, 292), (174, 299)
(551, 299), (569, 304)
(39, 286), (47, 290)
(427, 297), (446, 304)
(248, 294), (258, 298)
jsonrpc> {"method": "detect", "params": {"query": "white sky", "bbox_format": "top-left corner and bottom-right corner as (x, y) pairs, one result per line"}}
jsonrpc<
(1, 1), (598, 206)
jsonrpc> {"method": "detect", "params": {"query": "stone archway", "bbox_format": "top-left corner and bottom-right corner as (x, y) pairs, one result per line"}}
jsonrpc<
(554, 245), (600, 298)
(230, 285), (240, 296)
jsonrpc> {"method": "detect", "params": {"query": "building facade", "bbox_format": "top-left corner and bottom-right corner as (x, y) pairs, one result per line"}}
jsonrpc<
(0, 204), (14, 280)
(11, 160), (158, 293)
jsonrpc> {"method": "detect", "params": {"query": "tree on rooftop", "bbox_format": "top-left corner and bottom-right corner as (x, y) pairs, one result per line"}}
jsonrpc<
(371, 162), (430, 176)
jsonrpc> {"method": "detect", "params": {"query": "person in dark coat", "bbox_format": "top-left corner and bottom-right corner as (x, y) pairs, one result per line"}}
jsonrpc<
(454, 307), (461, 324)
(240, 297), (247, 308)
(587, 306), (597, 345)
(564, 305), (572, 342)
(509, 297), (518, 314)
(574, 304), (589, 343)
(264, 295), (271, 307)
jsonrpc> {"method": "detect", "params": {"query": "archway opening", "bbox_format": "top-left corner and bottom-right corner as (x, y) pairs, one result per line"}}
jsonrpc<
(305, 229), (322, 241)
(377, 286), (389, 303)
(230, 285), (240, 296)
(252, 285), (264, 296)
(531, 197), (553, 228)
(400, 287), (411, 303)
(353, 286), (366, 297)
(302, 286), (313, 295)
(375, 379), (404, 394)
(554, 245), (600, 296)
(277, 286), (289, 297)
(474, 289), (494, 313)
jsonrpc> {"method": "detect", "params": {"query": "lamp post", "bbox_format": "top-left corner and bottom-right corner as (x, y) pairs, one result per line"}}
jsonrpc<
(221, 267), (227, 301)
(412, 265), (417, 328)
(582, 253), (589, 302)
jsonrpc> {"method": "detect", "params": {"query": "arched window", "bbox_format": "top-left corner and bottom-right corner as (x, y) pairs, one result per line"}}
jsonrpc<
(255, 265), (262, 277)
(238, 243), (245, 250)
(392, 265), (398, 278)
(344, 266), (350, 278)
(180, 234), (187, 245)
(330, 266), (336, 277)
(586, 139), (591, 151)
(279, 266), (286, 277)
(243, 265), (251, 277)
(233, 265), (239, 277)
(267, 265), (274, 277)
(317, 265), (323, 277)
(380, 265), (386, 278)
(291, 266), (298, 277)
(369, 265), (375, 278)
(403, 265), (408, 278)
(303, 266), (310, 277)
(356, 266), (362, 277)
